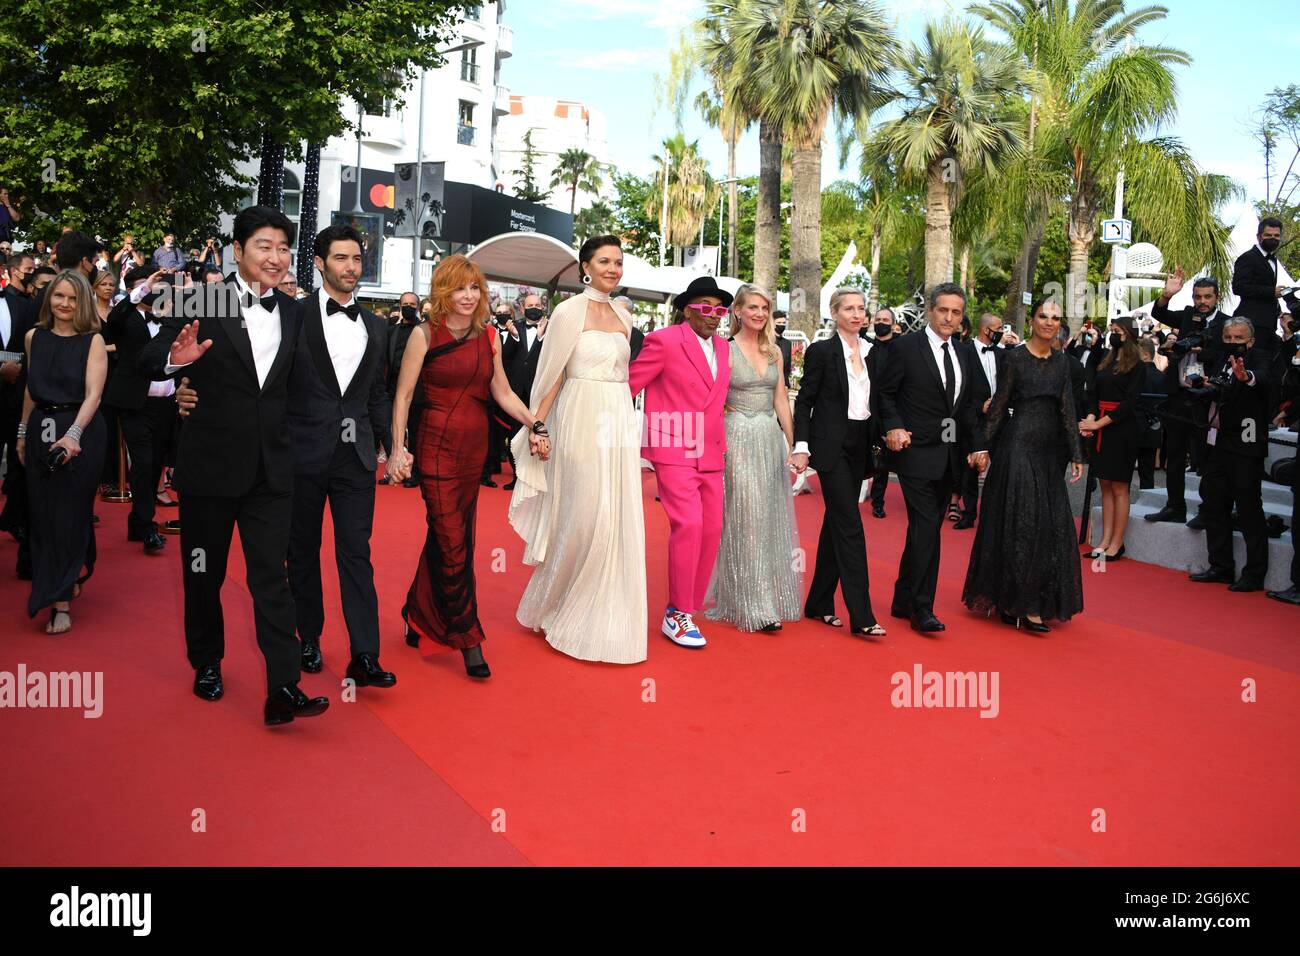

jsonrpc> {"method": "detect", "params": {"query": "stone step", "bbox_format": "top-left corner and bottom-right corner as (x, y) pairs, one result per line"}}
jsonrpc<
(1181, 472), (1293, 508)
(1137, 483), (1293, 515)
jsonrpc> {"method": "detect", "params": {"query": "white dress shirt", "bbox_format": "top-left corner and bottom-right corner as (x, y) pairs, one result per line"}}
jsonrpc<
(975, 339), (1000, 393)
(144, 312), (176, 398)
(925, 325), (963, 400)
(318, 288), (368, 393)
(0, 296), (11, 351)
(169, 274), (281, 386)
(524, 322), (539, 352)
(792, 335), (872, 457)
(694, 329), (717, 378)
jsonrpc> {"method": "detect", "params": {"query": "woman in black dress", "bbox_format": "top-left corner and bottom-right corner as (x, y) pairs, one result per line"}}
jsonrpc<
(1080, 314), (1142, 561)
(963, 298), (1085, 633)
(16, 270), (108, 633)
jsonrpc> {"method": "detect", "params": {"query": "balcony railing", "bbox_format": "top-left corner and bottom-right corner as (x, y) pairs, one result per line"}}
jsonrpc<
(457, 124), (476, 147)
(460, 60), (479, 84)
(497, 23), (513, 58)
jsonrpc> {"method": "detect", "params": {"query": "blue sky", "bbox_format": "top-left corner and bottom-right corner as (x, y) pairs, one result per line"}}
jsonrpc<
(505, 0), (1298, 224)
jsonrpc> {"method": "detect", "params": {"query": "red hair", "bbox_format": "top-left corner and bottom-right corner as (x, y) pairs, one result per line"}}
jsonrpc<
(427, 254), (489, 332)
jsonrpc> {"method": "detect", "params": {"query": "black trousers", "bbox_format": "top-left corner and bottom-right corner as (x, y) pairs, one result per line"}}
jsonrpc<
(287, 439), (380, 658)
(869, 461), (889, 507)
(960, 459), (981, 519)
(805, 419), (876, 629)
(1199, 447), (1268, 584)
(179, 465), (298, 691)
(1162, 404), (1205, 513)
(117, 397), (177, 538)
(894, 464), (956, 617)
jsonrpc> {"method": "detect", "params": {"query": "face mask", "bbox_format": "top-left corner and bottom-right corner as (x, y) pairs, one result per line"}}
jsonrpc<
(1109, 332), (1124, 350)
(400, 305), (419, 323)
(1261, 237), (1281, 254)
(873, 323), (892, 338)
(1081, 334), (1094, 347)
(524, 307), (544, 323)
(1226, 342), (1249, 358)
(988, 328), (1004, 345)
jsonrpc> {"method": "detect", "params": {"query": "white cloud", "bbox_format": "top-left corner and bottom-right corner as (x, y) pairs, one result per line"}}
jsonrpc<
(547, 47), (668, 72)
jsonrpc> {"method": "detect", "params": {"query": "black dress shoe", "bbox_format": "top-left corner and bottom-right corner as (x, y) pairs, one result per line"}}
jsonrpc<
(346, 653), (396, 688)
(1228, 578), (1263, 593)
(953, 516), (976, 530)
(502, 479), (517, 491)
(872, 504), (886, 519)
(1266, 585), (1300, 605)
(264, 683), (330, 726)
(1185, 513), (1207, 530)
(999, 610), (1018, 627)
(193, 665), (223, 701)
(300, 638), (323, 673)
(889, 605), (911, 620)
(126, 527), (146, 542)
(461, 646), (491, 679)
(402, 476), (419, 488)
(1189, 568), (1234, 584)
(480, 477), (498, 488)
(910, 613), (945, 633)
(143, 531), (166, 554)
(1020, 618), (1051, 634)
(1144, 506), (1186, 523)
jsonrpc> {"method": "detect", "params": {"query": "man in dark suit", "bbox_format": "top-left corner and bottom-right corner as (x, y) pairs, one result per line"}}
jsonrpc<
(1149, 271), (1226, 523)
(1231, 216), (1288, 354)
(955, 312), (1007, 528)
(500, 292), (548, 491)
(874, 282), (991, 632)
(773, 309), (793, 388)
(384, 291), (425, 488)
(103, 265), (178, 554)
(1188, 318), (1273, 591)
(865, 307), (897, 518)
(284, 225), (394, 689)
(0, 281), (35, 563)
(140, 205), (329, 726)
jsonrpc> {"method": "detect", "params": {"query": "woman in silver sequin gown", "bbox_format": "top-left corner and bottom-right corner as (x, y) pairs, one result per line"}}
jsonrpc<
(706, 285), (803, 632)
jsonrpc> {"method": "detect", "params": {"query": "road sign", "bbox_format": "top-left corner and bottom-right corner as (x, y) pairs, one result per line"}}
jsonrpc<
(1100, 218), (1132, 245)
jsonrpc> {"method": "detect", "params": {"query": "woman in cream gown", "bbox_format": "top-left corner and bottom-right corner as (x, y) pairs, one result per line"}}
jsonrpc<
(508, 236), (648, 663)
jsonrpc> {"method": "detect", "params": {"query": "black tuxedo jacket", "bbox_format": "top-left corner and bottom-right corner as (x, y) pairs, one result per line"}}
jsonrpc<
(287, 297), (392, 476)
(1232, 246), (1284, 347)
(1210, 348), (1272, 460)
(502, 317), (546, 402)
(139, 278), (300, 497)
(103, 298), (176, 411)
(874, 329), (990, 480)
(963, 339), (1007, 448)
(793, 336), (875, 481)
(0, 289), (35, 416)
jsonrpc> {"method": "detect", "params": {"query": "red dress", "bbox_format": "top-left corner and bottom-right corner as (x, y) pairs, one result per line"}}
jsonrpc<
(404, 323), (496, 648)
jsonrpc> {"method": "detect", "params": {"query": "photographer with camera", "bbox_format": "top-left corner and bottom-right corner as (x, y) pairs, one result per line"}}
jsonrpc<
(1147, 270), (1227, 524)
(1188, 318), (1272, 591)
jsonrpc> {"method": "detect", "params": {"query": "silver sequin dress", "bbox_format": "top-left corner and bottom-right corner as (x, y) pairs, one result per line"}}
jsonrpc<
(705, 341), (804, 631)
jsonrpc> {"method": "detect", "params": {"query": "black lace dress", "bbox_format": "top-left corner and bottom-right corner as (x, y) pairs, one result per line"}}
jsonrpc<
(962, 347), (1084, 622)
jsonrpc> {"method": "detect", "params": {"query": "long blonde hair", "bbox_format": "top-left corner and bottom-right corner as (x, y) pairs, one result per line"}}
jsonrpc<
(37, 270), (100, 334)
(728, 283), (775, 358)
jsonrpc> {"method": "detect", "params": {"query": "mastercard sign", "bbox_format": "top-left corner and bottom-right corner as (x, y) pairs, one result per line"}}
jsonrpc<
(369, 184), (395, 209)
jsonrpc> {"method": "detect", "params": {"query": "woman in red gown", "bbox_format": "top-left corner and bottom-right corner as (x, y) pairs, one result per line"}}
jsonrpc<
(388, 256), (546, 678)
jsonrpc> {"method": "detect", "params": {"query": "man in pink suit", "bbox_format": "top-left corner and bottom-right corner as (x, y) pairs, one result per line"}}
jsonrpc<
(628, 277), (732, 648)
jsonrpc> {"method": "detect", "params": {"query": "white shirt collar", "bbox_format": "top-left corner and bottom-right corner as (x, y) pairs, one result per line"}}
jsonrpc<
(925, 325), (952, 349)
(318, 287), (356, 312)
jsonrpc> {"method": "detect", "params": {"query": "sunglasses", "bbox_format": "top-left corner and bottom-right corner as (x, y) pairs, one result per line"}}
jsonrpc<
(685, 303), (729, 318)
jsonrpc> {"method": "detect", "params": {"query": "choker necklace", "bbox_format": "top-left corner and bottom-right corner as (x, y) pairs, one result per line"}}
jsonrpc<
(582, 287), (611, 304)
(446, 321), (472, 342)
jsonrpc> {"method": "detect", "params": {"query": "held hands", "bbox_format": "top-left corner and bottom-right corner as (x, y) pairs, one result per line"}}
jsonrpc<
(1078, 415), (1100, 437)
(528, 432), (551, 461)
(789, 451), (809, 474)
(967, 451), (989, 474)
(175, 377), (196, 417)
(169, 321), (213, 367)
(885, 428), (911, 452)
(387, 447), (413, 483)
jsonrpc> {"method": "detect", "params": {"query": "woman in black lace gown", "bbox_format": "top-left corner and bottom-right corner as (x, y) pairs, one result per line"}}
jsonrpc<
(963, 298), (1084, 633)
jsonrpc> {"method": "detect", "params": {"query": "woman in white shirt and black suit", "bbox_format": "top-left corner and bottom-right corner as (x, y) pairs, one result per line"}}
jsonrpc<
(790, 288), (886, 638)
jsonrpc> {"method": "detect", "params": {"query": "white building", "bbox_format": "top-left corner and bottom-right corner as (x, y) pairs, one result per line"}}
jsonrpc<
(223, 1), (524, 300)
(496, 95), (613, 214)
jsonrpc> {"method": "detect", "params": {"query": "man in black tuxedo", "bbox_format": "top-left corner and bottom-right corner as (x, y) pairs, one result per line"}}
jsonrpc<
(284, 225), (394, 689)
(1231, 217), (1288, 354)
(140, 205), (328, 726)
(874, 282), (991, 632)
(500, 292), (548, 491)
(1148, 271), (1225, 523)
(865, 307), (897, 519)
(0, 281), (35, 561)
(1188, 318), (1273, 591)
(955, 312), (1007, 529)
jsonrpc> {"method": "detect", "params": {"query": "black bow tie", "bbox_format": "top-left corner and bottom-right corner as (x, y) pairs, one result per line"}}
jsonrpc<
(981, 345), (997, 354)
(327, 299), (360, 321)
(242, 289), (277, 312)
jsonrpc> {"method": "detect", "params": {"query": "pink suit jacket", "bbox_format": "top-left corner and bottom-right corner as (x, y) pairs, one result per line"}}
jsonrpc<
(628, 322), (730, 472)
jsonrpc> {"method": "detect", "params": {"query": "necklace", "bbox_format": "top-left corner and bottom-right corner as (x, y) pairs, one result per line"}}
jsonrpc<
(445, 321), (473, 342)
(582, 287), (611, 304)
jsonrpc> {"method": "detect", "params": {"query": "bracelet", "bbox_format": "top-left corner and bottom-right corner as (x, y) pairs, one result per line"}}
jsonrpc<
(530, 420), (548, 435)
(16, 423), (26, 439)
(65, 424), (83, 442)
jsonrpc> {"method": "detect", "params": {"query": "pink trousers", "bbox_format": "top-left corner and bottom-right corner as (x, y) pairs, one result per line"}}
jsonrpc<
(654, 463), (724, 614)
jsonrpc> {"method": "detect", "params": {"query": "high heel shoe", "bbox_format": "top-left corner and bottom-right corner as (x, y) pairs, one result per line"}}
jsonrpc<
(1103, 545), (1126, 561)
(1021, 618), (1051, 634)
(999, 610), (1018, 627)
(461, 646), (491, 679)
(402, 609), (419, 647)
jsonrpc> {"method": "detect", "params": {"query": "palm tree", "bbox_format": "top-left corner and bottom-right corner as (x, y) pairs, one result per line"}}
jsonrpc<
(645, 134), (720, 267)
(694, 88), (747, 276)
(574, 200), (615, 246)
(549, 148), (604, 215)
(877, 18), (1024, 297)
(857, 139), (918, 312)
(727, 0), (896, 335)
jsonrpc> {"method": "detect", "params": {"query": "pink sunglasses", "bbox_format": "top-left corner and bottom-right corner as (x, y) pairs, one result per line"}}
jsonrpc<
(685, 303), (730, 318)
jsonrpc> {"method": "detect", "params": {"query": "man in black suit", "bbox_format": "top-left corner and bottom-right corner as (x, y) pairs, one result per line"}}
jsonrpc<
(103, 264), (178, 554)
(874, 282), (991, 632)
(500, 292), (548, 490)
(0, 280), (35, 562)
(384, 291), (425, 488)
(1188, 318), (1273, 591)
(284, 225), (394, 690)
(865, 307), (897, 519)
(955, 312), (1007, 529)
(140, 205), (329, 726)
(1231, 216), (1288, 354)
(1149, 271), (1226, 523)
(4, 251), (35, 298)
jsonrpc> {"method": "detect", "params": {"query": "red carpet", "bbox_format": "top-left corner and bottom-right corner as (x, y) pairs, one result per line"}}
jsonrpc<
(1, 469), (1297, 866)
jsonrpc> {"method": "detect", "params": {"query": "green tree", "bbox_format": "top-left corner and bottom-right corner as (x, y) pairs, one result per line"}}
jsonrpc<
(511, 129), (551, 204)
(646, 134), (720, 267)
(549, 148), (605, 216)
(0, 0), (464, 243)
(574, 200), (615, 247)
(609, 171), (660, 261)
